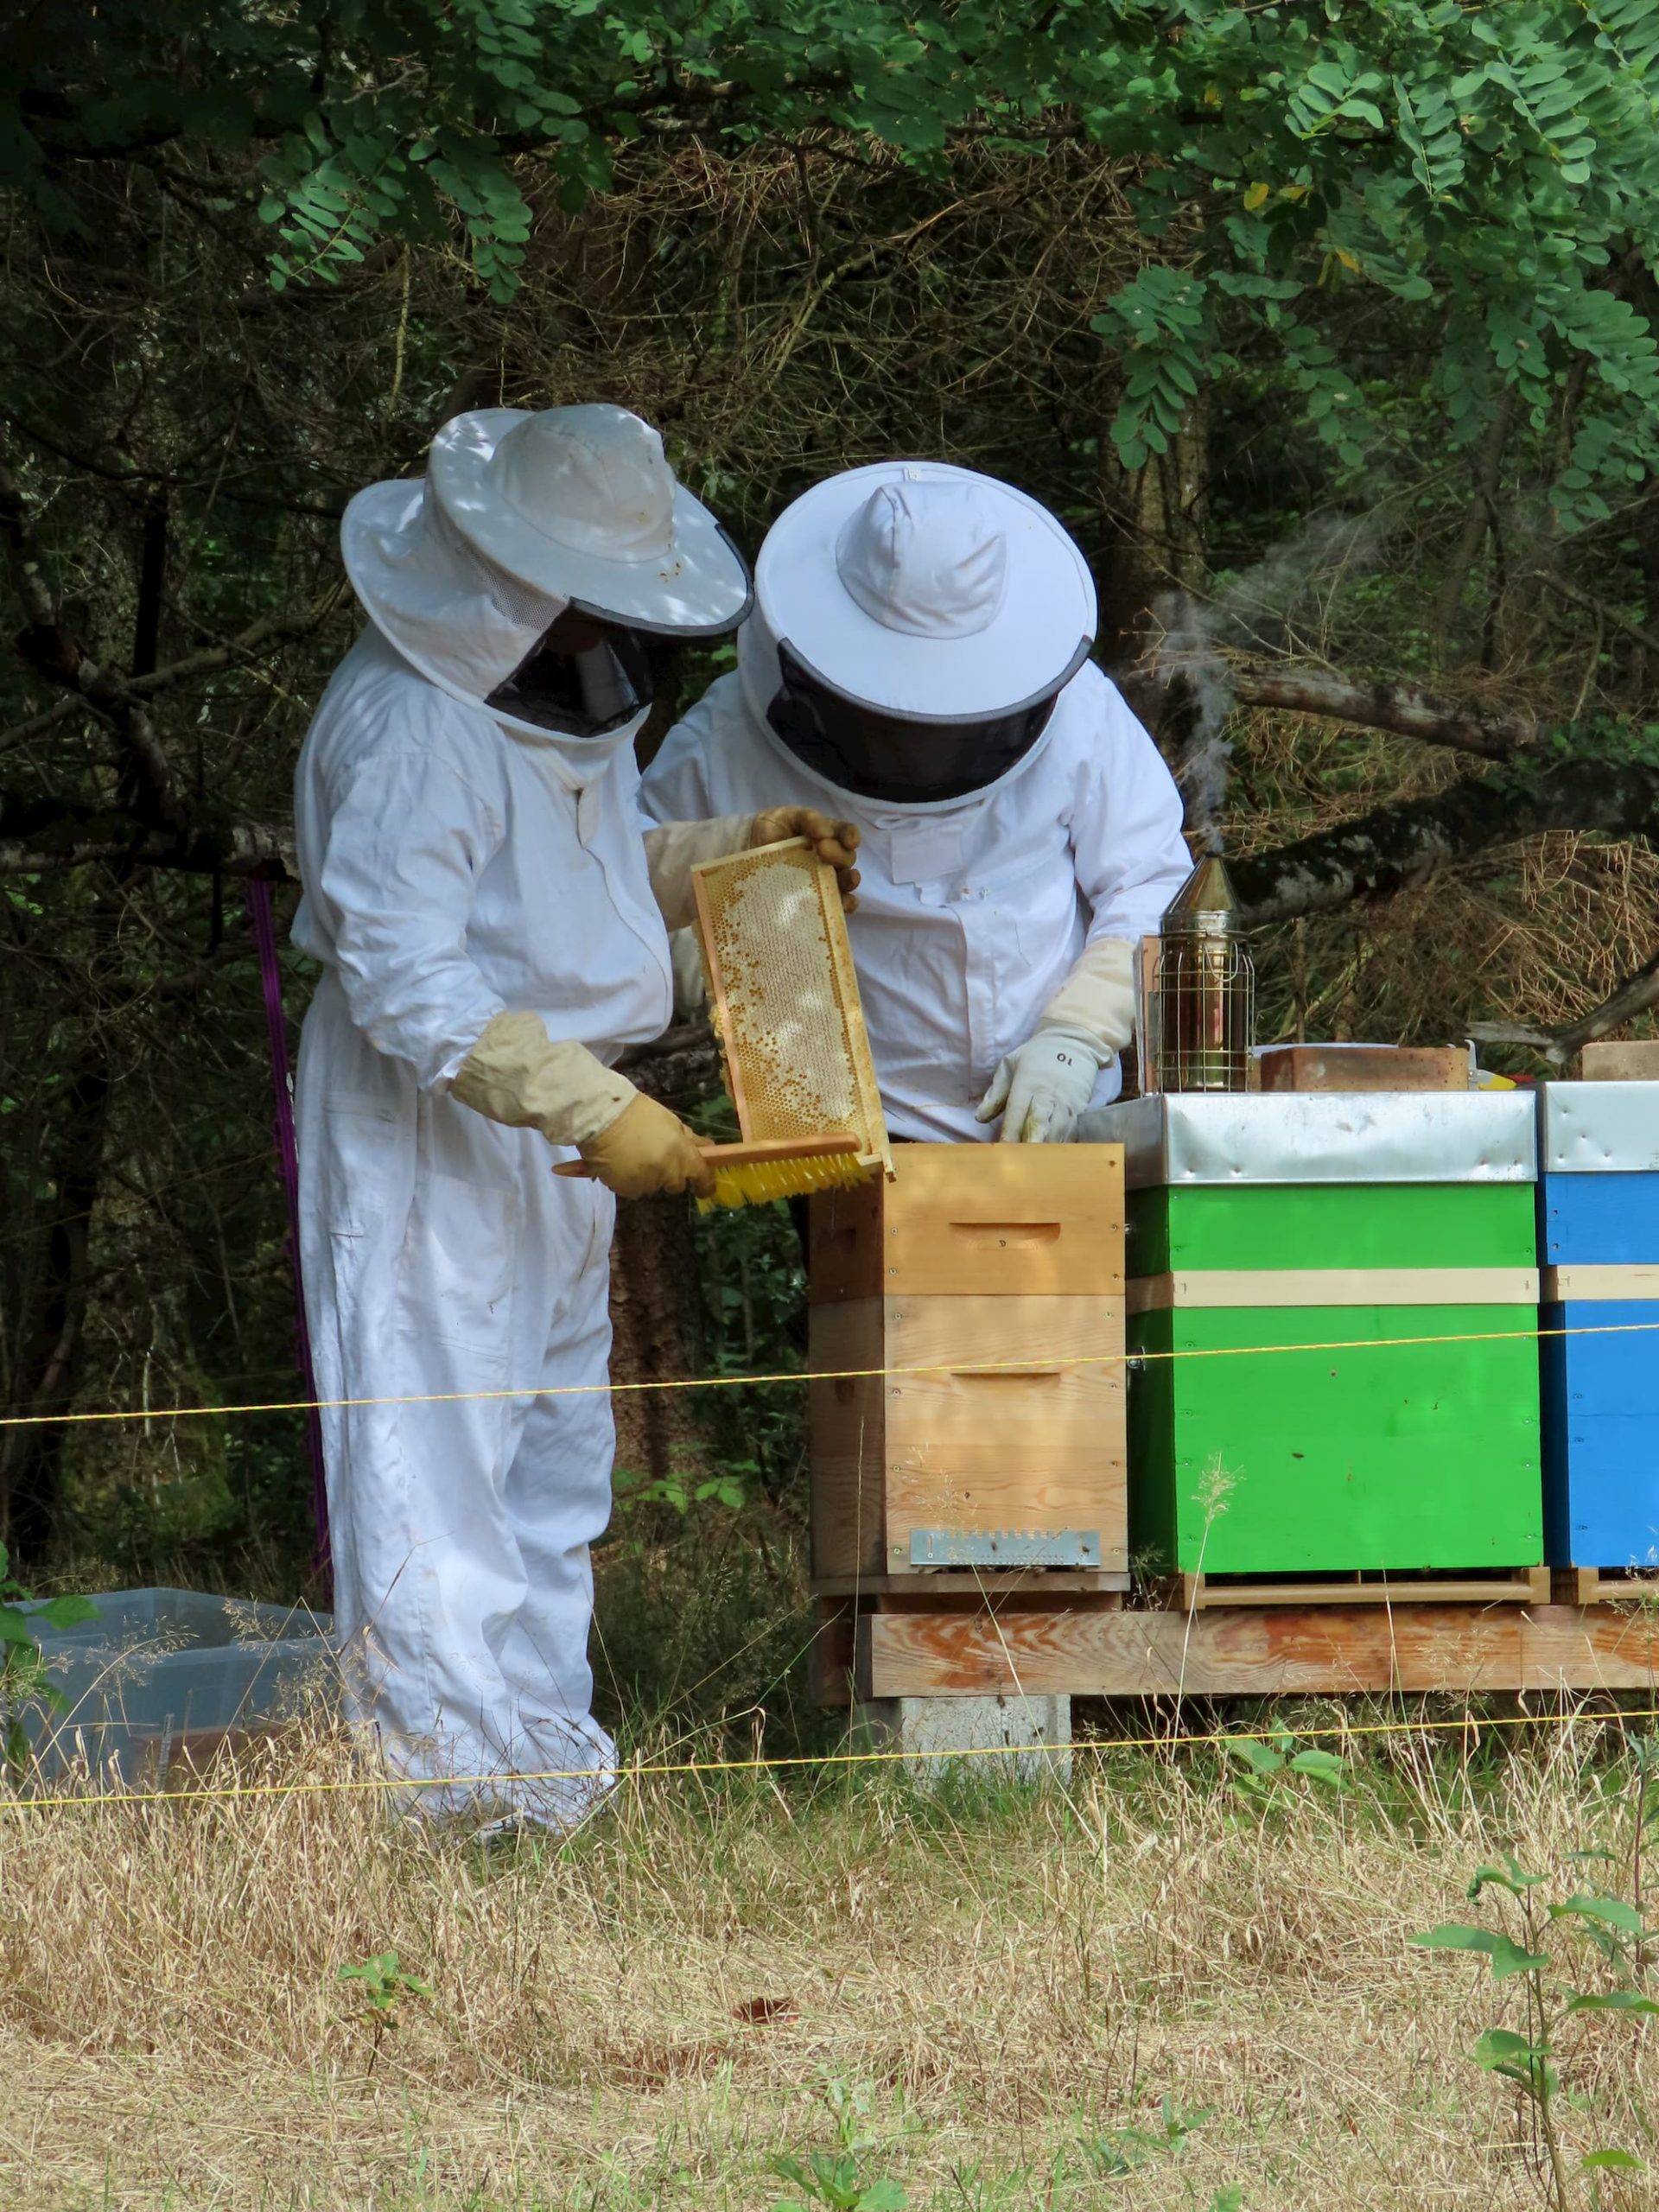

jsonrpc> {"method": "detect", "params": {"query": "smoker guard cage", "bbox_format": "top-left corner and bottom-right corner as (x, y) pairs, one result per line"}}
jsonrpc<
(1138, 931), (1256, 1094)
(691, 837), (892, 1174)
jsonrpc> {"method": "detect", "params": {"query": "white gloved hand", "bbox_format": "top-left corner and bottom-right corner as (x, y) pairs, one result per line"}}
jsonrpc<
(976, 1027), (1103, 1145)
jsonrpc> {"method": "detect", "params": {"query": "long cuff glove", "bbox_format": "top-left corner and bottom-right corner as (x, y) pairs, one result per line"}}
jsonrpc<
(976, 938), (1138, 1146)
(450, 1010), (712, 1198)
(643, 809), (861, 928)
(976, 1031), (1103, 1145)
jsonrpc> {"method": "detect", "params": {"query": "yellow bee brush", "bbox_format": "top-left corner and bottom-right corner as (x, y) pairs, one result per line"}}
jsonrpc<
(555, 1132), (869, 1212)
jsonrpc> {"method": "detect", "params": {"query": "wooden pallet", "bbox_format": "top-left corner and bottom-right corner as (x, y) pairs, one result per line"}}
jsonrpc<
(1170, 1566), (1551, 1611)
(1560, 1567), (1659, 1607)
(811, 1589), (1127, 1707)
(842, 1595), (1659, 1700)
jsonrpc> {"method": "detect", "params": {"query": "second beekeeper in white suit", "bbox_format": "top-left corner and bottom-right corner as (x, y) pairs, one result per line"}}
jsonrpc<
(292, 404), (854, 1828)
(640, 462), (1192, 1143)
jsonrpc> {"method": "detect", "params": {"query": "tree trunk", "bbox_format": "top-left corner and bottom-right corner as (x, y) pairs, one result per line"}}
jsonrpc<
(1095, 397), (1210, 664)
(607, 1195), (709, 1489)
(0, 1004), (113, 1560)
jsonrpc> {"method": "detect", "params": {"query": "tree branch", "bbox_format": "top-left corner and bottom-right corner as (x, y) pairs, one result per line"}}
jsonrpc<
(1530, 569), (1659, 660)
(0, 791), (295, 880)
(1231, 757), (1659, 925)
(1225, 664), (1535, 761)
(616, 1022), (722, 1103)
(0, 434), (187, 830)
(1469, 945), (1659, 1065)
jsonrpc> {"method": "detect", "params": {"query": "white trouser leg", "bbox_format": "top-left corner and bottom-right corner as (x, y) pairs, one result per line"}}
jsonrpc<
(491, 1183), (620, 1821)
(298, 976), (601, 1816)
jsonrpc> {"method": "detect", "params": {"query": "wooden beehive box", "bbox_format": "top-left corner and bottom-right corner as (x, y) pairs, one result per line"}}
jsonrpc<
(1091, 1093), (1546, 1586)
(807, 1145), (1127, 1583)
(1538, 1082), (1659, 1580)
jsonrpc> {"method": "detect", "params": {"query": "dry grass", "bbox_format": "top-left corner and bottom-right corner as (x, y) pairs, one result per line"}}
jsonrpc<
(3, 1713), (1657, 2209)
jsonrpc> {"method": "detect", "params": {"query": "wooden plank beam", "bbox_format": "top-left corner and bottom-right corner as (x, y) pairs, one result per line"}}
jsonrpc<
(1542, 1264), (1659, 1301)
(862, 1601), (1659, 1699)
(1175, 1567), (1550, 1610)
(1128, 1267), (1540, 1313)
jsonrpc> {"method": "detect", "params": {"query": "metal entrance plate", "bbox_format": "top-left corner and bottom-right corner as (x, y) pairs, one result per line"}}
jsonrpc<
(909, 1528), (1103, 1569)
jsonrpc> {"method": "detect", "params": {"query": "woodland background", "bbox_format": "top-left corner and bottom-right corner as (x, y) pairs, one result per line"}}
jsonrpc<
(3, 0), (1658, 1745)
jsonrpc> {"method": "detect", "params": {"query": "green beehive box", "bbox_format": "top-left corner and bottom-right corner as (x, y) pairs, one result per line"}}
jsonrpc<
(1081, 1094), (1544, 1580)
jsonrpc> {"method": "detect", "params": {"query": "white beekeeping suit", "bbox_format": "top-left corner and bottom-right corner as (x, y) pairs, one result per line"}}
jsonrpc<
(641, 462), (1192, 1144)
(292, 404), (783, 1829)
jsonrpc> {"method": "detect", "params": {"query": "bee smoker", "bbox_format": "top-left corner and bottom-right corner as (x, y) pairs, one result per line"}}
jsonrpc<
(1137, 855), (1255, 1094)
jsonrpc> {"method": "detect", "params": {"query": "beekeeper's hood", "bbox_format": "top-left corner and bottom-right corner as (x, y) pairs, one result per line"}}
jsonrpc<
(739, 461), (1095, 810)
(343, 404), (753, 769)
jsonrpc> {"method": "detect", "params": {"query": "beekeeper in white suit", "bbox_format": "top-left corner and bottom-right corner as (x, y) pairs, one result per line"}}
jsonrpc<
(641, 461), (1191, 1143)
(293, 404), (855, 1827)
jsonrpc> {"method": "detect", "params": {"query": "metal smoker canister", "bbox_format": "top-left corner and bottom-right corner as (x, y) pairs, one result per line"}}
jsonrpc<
(1137, 855), (1255, 1094)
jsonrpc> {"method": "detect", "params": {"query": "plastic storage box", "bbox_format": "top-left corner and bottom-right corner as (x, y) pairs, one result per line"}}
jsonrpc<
(20, 1587), (335, 1783)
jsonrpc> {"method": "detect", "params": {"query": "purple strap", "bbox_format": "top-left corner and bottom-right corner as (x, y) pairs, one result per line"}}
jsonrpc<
(247, 880), (331, 1578)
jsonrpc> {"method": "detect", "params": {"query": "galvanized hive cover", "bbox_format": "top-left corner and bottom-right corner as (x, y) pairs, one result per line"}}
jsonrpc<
(1537, 1081), (1659, 1175)
(1077, 1090), (1537, 1189)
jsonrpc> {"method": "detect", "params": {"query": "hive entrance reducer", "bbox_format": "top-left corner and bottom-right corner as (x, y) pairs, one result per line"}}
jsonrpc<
(690, 837), (892, 1211)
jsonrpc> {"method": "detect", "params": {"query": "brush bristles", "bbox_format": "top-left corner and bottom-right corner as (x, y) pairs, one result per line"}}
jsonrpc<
(696, 1147), (875, 1214)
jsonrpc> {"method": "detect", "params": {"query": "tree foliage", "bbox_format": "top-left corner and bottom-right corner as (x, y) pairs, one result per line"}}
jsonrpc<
(10, 1), (1658, 512)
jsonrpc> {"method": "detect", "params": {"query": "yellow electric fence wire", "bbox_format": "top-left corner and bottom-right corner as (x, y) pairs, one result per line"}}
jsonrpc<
(4, 1702), (1658, 1819)
(2, 1316), (1656, 1433)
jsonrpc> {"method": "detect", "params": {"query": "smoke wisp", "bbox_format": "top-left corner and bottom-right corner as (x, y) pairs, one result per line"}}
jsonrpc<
(1152, 512), (1387, 854)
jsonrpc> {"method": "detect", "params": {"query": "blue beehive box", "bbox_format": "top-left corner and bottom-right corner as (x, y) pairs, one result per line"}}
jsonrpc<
(1538, 1083), (1659, 1573)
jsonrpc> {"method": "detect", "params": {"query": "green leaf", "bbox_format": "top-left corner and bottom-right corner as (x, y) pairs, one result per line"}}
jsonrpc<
(1289, 1748), (1347, 1784)
(1469, 1856), (1546, 1897)
(1473, 2027), (1541, 2069)
(1413, 1925), (1550, 1978)
(1551, 1894), (1647, 1937)
(0, 1609), (37, 1649)
(1224, 1736), (1287, 1777)
(1580, 2150), (1645, 2171)
(39, 1595), (97, 1630)
(1566, 1991), (1659, 2016)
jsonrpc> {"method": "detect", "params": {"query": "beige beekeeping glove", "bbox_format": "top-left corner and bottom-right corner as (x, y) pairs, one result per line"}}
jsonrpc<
(642, 816), (755, 929)
(452, 1011), (712, 1197)
(976, 938), (1137, 1144)
(643, 810), (861, 928)
(452, 1011), (636, 1145)
(1034, 936), (1137, 1059)
(575, 1092), (715, 1199)
(748, 806), (860, 910)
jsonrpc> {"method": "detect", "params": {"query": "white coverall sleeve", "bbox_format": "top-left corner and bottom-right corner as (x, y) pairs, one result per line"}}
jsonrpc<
(637, 689), (723, 830)
(982, 683), (1192, 1140)
(1065, 683), (1192, 956)
(639, 692), (728, 1014)
(316, 743), (507, 1090)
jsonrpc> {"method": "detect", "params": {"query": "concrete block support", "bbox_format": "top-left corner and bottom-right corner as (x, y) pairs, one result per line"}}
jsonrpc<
(849, 1694), (1072, 1787)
